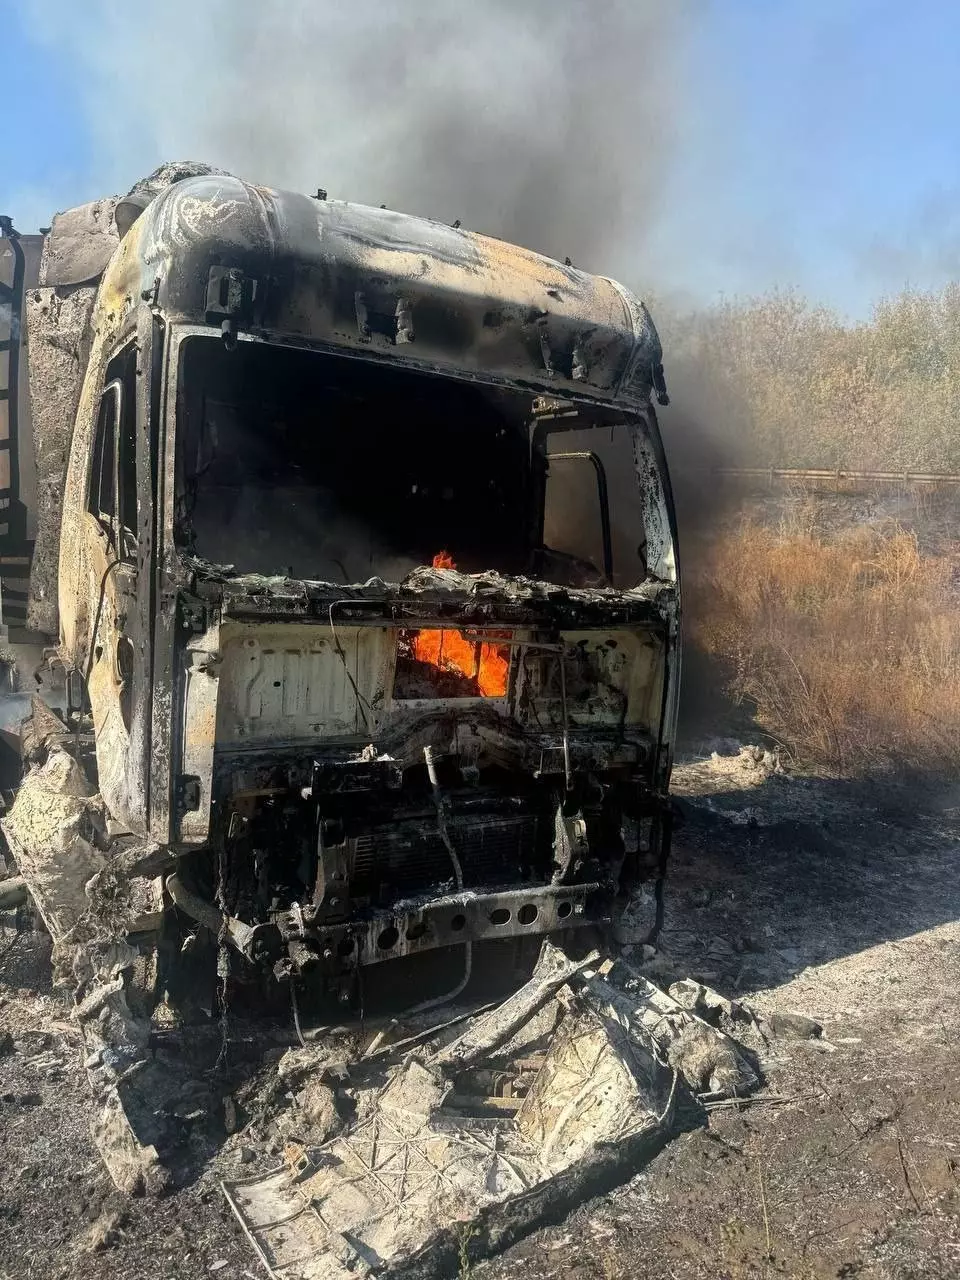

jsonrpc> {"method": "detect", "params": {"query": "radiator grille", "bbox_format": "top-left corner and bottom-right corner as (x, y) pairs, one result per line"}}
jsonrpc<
(350, 812), (542, 904)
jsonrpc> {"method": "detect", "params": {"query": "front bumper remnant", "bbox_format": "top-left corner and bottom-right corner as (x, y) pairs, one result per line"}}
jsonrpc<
(223, 942), (759, 1280)
(282, 882), (607, 972)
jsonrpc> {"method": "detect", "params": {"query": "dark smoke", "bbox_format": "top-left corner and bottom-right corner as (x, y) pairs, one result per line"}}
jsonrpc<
(19, 0), (695, 276)
(656, 326), (754, 543)
(19, 0), (739, 532)
(300, 0), (686, 272)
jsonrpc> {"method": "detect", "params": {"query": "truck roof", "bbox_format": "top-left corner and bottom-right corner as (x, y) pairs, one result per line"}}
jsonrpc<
(101, 173), (665, 407)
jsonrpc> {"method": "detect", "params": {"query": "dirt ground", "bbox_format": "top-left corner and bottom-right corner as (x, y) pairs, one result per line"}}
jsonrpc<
(2, 745), (959, 1280)
(482, 750), (960, 1280)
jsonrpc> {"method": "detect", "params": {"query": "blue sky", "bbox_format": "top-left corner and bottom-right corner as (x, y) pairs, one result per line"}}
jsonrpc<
(656, 0), (960, 310)
(3, 0), (960, 316)
(1, 10), (92, 223)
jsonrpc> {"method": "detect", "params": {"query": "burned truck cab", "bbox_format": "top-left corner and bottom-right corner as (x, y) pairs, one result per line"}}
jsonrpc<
(55, 173), (680, 1005)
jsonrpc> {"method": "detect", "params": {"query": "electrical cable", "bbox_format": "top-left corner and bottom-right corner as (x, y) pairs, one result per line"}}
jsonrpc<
(327, 600), (376, 732)
(361, 747), (473, 1057)
(291, 982), (307, 1048)
(83, 556), (122, 694)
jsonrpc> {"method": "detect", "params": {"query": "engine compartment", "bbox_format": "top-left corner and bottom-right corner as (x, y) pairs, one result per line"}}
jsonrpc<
(172, 708), (670, 1009)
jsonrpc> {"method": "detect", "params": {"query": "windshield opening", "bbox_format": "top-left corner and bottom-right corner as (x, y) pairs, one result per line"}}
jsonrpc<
(175, 337), (533, 581)
(540, 421), (650, 589)
(174, 336), (657, 589)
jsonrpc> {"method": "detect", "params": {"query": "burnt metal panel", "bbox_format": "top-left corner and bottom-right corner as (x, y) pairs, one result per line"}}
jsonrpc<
(115, 161), (231, 239)
(115, 175), (664, 407)
(39, 200), (120, 287)
(25, 285), (98, 635)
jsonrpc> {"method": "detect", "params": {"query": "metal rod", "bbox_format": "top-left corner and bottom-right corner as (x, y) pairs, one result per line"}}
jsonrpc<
(558, 654), (573, 792)
(706, 467), (960, 486)
(165, 871), (258, 957)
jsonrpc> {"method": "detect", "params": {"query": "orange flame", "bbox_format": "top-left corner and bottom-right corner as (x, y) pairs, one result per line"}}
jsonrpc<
(411, 552), (510, 696)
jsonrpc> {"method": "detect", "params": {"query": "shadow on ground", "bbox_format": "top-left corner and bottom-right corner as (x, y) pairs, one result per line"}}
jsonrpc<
(670, 782), (958, 994)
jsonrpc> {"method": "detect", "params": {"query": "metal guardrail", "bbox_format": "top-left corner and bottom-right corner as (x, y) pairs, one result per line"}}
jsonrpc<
(709, 467), (960, 487)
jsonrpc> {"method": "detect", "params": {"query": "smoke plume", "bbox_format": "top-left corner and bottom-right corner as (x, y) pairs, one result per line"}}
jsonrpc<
(18, 0), (699, 277)
(17, 0), (733, 534)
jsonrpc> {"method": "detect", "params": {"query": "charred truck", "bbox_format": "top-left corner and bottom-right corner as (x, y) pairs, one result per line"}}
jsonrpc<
(0, 163), (680, 1018)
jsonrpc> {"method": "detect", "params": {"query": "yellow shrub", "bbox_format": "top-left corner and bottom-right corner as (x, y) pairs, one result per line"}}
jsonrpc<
(685, 521), (960, 773)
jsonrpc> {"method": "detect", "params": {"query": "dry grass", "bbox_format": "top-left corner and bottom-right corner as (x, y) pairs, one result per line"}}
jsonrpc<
(686, 518), (960, 774)
(660, 285), (960, 473)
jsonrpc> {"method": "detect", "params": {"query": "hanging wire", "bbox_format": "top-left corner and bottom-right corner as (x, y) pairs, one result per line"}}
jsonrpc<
(213, 837), (231, 1070)
(327, 601), (376, 732)
(290, 981), (307, 1048)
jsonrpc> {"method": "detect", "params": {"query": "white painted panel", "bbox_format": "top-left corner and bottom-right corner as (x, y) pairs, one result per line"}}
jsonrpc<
(216, 623), (394, 745)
